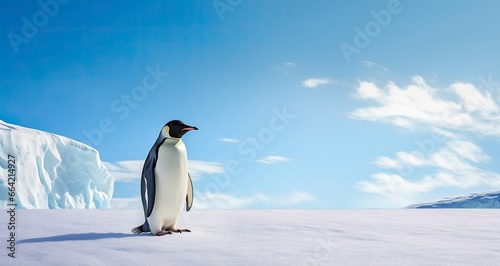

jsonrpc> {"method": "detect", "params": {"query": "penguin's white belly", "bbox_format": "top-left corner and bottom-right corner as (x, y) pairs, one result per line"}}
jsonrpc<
(147, 140), (188, 234)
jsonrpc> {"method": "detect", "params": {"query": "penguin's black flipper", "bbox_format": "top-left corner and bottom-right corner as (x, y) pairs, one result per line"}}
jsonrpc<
(144, 158), (156, 218)
(141, 139), (165, 218)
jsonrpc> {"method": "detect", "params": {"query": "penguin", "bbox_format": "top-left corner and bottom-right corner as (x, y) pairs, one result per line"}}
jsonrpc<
(131, 120), (197, 236)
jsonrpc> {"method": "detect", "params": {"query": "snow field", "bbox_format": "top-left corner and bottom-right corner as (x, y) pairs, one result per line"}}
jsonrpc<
(1, 209), (499, 265)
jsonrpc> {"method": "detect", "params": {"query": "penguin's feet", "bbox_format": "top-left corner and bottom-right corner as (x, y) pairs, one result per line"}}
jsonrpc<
(156, 228), (191, 236)
(173, 228), (191, 233)
(156, 230), (173, 236)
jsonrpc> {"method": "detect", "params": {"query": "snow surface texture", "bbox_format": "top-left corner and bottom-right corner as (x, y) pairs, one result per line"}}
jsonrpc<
(0, 120), (114, 209)
(2, 209), (500, 265)
(408, 190), (500, 208)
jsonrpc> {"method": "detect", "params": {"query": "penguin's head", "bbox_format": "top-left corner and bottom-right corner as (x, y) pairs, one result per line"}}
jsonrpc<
(161, 120), (198, 139)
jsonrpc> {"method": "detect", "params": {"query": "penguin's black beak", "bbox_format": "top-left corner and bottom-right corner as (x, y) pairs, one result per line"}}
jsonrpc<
(181, 125), (198, 131)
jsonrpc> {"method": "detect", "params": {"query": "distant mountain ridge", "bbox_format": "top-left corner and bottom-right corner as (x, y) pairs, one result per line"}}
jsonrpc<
(0, 120), (114, 209)
(408, 190), (500, 208)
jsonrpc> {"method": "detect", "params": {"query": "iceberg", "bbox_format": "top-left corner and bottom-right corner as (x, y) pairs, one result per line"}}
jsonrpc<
(0, 120), (114, 209)
(407, 190), (500, 208)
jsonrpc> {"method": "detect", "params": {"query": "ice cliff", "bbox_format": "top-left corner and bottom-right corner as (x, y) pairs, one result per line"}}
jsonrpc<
(0, 120), (114, 209)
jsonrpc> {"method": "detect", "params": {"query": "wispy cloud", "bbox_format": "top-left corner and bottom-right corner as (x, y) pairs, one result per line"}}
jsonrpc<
(373, 140), (489, 171)
(188, 160), (224, 179)
(110, 188), (315, 210)
(352, 76), (500, 204)
(361, 60), (373, 67)
(103, 160), (143, 182)
(276, 191), (316, 205)
(255, 155), (291, 164)
(111, 197), (142, 209)
(219, 138), (239, 143)
(274, 61), (297, 74)
(430, 127), (462, 139)
(302, 78), (332, 88)
(194, 191), (315, 209)
(104, 159), (224, 182)
(361, 60), (374, 67)
(358, 163), (500, 206)
(361, 60), (389, 72)
(349, 76), (500, 136)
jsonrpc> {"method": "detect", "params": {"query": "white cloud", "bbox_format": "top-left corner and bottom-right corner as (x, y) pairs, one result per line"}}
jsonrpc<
(349, 76), (500, 136)
(274, 61), (297, 69)
(194, 192), (266, 209)
(362, 60), (374, 67)
(194, 191), (315, 209)
(430, 127), (461, 139)
(357, 173), (436, 205)
(362, 60), (389, 72)
(302, 78), (332, 88)
(351, 76), (500, 204)
(104, 159), (224, 182)
(374, 140), (488, 171)
(188, 160), (224, 180)
(359, 140), (500, 203)
(255, 155), (291, 164)
(374, 151), (425, 169)
(111, 197), (142, 209)
(276, 191), (316, 205)
(103, 160), (143, 182)
(274, 61), (297, 74)
(112, 190), (316, 210)
(450, 82), (499, 114)
(219, 138), (239, 143)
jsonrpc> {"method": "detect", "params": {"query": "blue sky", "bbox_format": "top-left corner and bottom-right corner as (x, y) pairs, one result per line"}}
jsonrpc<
(2, 0), (500, 208)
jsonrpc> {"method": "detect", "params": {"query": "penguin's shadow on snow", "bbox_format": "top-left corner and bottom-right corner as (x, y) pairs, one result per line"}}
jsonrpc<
(18, 232), (142, 244)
